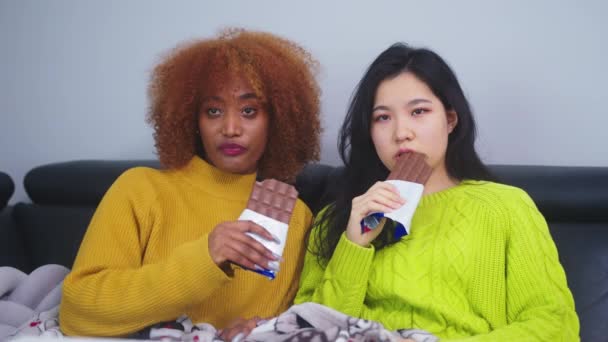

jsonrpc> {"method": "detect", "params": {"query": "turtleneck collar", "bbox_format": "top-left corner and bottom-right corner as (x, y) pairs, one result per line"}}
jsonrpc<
(178, 156), (257, 200)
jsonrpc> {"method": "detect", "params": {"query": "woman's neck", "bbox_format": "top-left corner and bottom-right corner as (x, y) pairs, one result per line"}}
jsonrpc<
(422, 164), (458, 195)
(178, 156), (257, 200)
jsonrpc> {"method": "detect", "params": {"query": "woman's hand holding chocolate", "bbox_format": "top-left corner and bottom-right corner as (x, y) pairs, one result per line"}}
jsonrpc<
(345, 181), (405, 247)
(208, 221), (279, 272)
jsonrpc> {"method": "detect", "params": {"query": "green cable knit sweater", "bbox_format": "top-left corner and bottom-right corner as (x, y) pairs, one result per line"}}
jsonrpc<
(295, 180), (579, 341)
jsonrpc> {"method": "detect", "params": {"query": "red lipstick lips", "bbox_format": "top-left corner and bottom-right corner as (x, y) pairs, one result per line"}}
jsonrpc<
(220, 143), (246, 156)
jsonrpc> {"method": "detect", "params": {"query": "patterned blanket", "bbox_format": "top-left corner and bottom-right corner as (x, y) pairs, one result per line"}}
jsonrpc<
(117, 303), (436, 342)
(1, 265), (437, 342)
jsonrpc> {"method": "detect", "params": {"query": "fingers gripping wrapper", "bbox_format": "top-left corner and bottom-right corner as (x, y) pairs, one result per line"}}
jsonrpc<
(238, 179), (298, 279)
(361, 152), (432, 239)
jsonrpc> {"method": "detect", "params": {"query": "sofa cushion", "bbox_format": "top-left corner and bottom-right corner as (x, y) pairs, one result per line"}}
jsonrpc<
(0, 207), (30, 272)
(12, 203), (95, 271)
(24, 160), (160, 206)
(491, 165), (608, 222)
(550, 222), (608, 342)
(0, 171), (15, 210)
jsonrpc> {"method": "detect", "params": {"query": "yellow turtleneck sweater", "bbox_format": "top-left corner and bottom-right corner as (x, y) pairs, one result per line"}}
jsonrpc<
(59, 157), (313, 337)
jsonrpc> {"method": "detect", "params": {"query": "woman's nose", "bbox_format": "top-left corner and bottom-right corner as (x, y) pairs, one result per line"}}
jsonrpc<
(395, 117), (414, 142)
(221, 111), (243, 137)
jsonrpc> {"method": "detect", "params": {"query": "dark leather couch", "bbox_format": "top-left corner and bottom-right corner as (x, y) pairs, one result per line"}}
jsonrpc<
(1, 161), (607, 341)
(0, 171), (20, 269)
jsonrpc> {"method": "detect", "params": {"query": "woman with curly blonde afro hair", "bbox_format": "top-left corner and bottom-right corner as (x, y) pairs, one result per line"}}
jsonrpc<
(60, 29), (322, 339)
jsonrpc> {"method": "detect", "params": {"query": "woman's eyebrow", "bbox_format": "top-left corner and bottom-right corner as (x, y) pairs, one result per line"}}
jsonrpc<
(407, 98), (432, 106)
(239, 93), (258, 100)
(373, 98), (432, 112)
(372, 105), (390, 112)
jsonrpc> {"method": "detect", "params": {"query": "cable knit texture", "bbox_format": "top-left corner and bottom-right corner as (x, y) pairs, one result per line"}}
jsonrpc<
(60, 157), (313, 337)
(295, 180), (579, 341)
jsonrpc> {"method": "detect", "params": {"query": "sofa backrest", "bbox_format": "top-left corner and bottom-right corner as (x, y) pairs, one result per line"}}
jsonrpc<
(0, 171), (14, 210)
(23, 160), (161, 206)
(10, 161), (160, 273)
(0, 171), (25, 270)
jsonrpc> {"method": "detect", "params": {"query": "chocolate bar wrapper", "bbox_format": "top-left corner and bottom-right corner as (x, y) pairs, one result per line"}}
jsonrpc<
(360, 180), (424, 239)
(360, 152), (430, 239)
(237, 179), (297, 279)
(238, 209), (288, 280)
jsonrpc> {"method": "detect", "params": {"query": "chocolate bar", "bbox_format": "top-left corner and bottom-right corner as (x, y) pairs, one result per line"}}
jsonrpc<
(387, 151), (432, 184)
(239, 179), (299, 279)
(246, 179), (298, 224)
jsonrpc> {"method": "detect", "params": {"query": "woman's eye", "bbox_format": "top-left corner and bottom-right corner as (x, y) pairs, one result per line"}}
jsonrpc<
(207, 108), (222, 116)
(242, 107), (257, 116)
(412, 108), (428, 116)
(374, 114), (390, 122)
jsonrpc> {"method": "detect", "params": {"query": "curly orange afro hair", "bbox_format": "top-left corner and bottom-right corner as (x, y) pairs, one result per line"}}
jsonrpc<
(147, 28), (321, 182)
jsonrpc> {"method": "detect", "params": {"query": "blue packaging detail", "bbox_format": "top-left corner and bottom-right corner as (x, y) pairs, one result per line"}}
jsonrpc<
(361, 212), (407, 240)
(254, 268), (276, 280)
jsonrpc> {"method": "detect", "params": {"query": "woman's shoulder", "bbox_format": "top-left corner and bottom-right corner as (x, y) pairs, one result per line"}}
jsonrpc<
(113, 166), (170, 186)
(458, 180), (537, 210)
(106, 166), (181, 199)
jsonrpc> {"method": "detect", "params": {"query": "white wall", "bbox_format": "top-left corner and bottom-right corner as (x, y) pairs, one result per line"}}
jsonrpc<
(1, 0), (606, 204)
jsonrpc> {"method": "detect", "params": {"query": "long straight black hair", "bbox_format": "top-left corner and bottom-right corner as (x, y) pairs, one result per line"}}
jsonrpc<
(313, 43), (494, 265)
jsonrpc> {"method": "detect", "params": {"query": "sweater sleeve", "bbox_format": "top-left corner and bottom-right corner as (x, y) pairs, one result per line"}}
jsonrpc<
(294, 213), (375, 317)
(59, 169), (231, 337)
(447, 189), (580, 342)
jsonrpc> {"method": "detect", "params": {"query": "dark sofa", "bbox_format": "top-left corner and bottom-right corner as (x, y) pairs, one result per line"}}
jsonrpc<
(1, 161), (607, 341)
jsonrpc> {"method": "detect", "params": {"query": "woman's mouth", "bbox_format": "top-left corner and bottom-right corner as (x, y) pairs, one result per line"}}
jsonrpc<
(395, 148), (414, 159)
(219, 143), (246, 156)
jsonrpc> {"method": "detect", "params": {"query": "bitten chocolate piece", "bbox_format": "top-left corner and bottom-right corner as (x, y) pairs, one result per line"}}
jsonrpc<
(246, 179), (299, 224)
(387, 152), (432, 184)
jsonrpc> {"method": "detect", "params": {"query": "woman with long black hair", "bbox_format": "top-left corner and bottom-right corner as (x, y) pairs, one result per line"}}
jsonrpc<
(296, 43), (578, 341)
